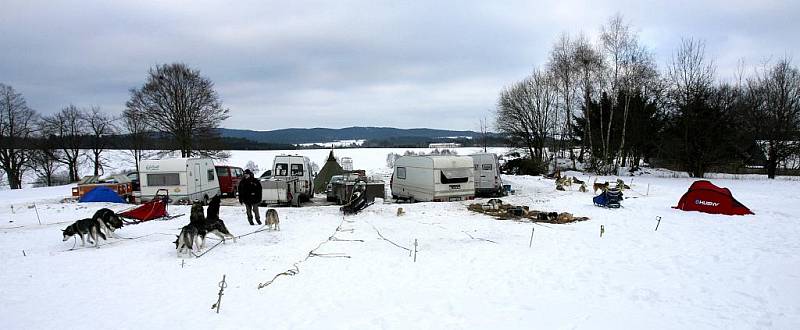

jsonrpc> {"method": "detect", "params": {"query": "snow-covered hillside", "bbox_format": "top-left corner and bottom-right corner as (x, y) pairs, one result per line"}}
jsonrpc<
(1, 149), (799, 329)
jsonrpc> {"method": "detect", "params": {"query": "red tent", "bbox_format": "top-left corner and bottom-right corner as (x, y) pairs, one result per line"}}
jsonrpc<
(119, 197), (168, 222)
(674, 180), (754, 215)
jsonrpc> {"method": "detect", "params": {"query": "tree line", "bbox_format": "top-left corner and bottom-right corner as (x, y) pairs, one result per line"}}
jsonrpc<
(0, 63), (230, 189)
(496, 14), (800, 178)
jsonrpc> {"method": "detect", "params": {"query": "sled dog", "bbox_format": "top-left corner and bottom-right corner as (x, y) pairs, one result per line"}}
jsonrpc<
(203, 194), (235, 244)
(593, 179), (610, 193)
(265, 209), (280, 231)
(175, 224), (201, 257)
(62, 218), (107, 247)
(92, 208), (123, 239)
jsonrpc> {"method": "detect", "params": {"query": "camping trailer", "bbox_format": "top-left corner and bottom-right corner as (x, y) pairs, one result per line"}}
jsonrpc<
(391, 155), (475, 202)
(139, 158), (221, 204)
(469, 153), (505, 197)
(269, 155), (315, 202)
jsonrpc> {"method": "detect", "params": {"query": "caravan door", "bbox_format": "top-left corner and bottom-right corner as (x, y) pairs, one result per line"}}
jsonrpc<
(193, 163), (202, 196)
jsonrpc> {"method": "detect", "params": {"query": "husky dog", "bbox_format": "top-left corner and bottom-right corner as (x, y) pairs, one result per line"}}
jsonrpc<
(62, 218), (107, 247)
(616, 179), (631, 191)
(572, 176), (585, 185)
(204, 194), (236, 244)
(593, 178), (610, 193)
(175, 224), (201, 257)
(579, 182), (587, 193)
(92, 208), (123, 239)
(190, 200), (206, 227)
(396, 207), (405, 217)
(265, 209), (280, 231)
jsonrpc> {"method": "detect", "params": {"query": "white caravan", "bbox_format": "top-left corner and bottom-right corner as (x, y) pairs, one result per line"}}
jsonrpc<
(139, 158), (220, 204)
(469, 153), (505, 197)
(391, 155), (475, 202)
(267, 155), (315, 202)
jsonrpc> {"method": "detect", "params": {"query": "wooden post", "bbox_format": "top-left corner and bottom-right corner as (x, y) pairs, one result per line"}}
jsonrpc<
(413, 239), (418, 262)
(600, 225), (605, 238)
(655, 216), (661, 231)
(529, 227), (535, 248)
(33, 204), (42, 225)
(22, 250), (26, 256)
(646, 184), (650, 196)
(181, 259), (185, 268)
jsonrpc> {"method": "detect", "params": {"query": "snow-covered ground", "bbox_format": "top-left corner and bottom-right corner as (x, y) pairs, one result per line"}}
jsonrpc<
(1, 149), (799, 329)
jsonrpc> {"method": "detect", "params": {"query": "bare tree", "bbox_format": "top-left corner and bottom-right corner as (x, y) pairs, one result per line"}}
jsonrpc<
(496, 68), (559, 163)
(0, 83), (37, 189)
(549, 33), (579, 164)
(599, 13), (637, 164)
(126, 63), (229, 158)
(85, 107), (117, 176)
(572, 34), (604, 164)
(667, 38), (716, 108)
(43, 105), (87, 182)
(121, 107), (150, 174)
(748, 57), (800, 178)
(478, 115), (489, 152)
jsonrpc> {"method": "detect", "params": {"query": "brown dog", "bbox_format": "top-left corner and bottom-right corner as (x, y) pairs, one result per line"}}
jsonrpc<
(265, 209), (280, 231)
(396, 207), (405, 216)
(593, 179), (610, 193)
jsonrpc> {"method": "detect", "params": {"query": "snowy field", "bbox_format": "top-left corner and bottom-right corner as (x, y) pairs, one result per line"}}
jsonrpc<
(1, 148), (800, 329)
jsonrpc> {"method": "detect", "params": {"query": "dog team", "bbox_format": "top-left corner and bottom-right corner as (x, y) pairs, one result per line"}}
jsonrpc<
(61, 193), (280, 256)
(550, 170), (630, 194)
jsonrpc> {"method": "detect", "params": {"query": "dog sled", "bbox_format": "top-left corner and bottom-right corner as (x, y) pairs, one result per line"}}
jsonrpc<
(118, 189), (183, 224)
(593, 188), (623, 208)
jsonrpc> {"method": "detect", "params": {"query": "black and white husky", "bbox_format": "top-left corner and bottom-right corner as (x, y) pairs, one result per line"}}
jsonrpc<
(92, 208), (123, 239)
(62, 218), (107, 247)
(175, 224), (202, 257)
(204, 195), (236, 244)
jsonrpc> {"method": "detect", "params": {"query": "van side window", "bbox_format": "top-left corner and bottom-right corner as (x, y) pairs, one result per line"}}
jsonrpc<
(234, 168), (243, 177)
(147, 173), (180, 186)
(275, 163), (288, 176)
(207, 169), (215, 181)
(482, 164), (493, 170)
(290, 164), (304, 176)
(396, 167), (406, 179)
(216, 167), (228, 177)
(474, 164), (479, 170)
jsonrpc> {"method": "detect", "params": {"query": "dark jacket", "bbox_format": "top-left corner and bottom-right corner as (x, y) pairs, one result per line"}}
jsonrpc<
(238, 176), (262, 205)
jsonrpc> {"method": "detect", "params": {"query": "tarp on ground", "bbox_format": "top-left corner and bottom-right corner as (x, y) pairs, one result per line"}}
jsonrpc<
(674, 180), (754, 215)
(78, 186), (126, 203)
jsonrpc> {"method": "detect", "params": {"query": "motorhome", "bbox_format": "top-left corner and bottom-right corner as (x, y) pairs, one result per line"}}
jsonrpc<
(261, 155), (315, 204)
(391, 155), (475, 202)
(469, 153), (505, 197)
(139, 158), (220, 204)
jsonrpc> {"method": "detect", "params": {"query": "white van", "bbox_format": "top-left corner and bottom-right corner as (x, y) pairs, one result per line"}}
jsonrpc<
(270, 155), (315, 202)
(139, 158), (220, 204)
(470, 153), (505, 197)
(391, 155), (475, 202)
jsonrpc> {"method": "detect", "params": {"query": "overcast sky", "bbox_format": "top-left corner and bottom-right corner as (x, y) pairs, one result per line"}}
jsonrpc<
(2, 0), (798, 131)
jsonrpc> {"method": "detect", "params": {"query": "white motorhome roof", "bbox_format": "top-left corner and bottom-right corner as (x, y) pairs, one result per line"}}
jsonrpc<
(140, 158), (209, 172)
(397, 155), (473, 168)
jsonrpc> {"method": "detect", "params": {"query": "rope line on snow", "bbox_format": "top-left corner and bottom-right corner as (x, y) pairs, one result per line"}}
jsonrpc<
(461, 231), (497, 244)
(369, 222), (411, 252)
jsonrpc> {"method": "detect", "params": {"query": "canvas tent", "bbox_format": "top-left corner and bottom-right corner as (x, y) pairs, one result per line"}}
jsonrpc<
(314, 150), (344, 194)
(674, 180), (753, 215)
(78, 186), (127, 203)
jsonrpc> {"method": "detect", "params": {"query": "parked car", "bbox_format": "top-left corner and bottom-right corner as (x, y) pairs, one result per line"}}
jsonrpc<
(390, 155), (475, 202)
(125, 171), (140, 191)
(215, 165), (244, 197)
(469, 153), (505, 197)
(139, 158), (220, 204)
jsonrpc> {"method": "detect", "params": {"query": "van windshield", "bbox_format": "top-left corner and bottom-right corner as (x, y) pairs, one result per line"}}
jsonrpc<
(440, 169), (470, 184)
(275, 163), (288, 176)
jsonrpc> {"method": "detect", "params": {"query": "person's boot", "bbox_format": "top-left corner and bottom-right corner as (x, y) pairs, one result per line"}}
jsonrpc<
(248, 218), (255, 226)
(256, 218), (262, 225)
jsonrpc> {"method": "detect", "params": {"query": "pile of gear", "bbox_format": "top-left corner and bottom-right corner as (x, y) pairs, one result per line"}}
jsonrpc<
(468, 199), (589, 224)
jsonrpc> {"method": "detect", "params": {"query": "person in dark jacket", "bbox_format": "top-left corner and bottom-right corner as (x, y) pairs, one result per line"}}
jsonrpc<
(237, 169), (262, 225)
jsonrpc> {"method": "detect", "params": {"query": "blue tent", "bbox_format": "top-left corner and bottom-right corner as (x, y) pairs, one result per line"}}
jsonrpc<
(79, 186), (127, 203)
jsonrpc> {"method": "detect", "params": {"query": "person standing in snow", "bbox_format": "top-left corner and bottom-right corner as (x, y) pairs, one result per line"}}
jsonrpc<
(237, 169), (262, 225)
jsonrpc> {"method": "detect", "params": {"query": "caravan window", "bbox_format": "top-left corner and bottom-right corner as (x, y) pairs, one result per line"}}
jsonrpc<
(396, 167), (406, 179)
(275, 163), (288, 176)
(482, 164), (493, 170)
(291, 164), (304, 176)
(207, 169), (215, 181)
(440, 169), (470, 184)
(147, 173), (180, 186)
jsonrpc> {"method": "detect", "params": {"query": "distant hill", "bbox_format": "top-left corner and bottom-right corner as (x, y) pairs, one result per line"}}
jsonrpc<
(219, 127), (481, 145)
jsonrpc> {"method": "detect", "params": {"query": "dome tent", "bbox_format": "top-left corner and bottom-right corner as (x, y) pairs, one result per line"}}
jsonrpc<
(78, 186), (127, 203)
(313, 150), (344, 194)
(673, 180), (753, 215)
